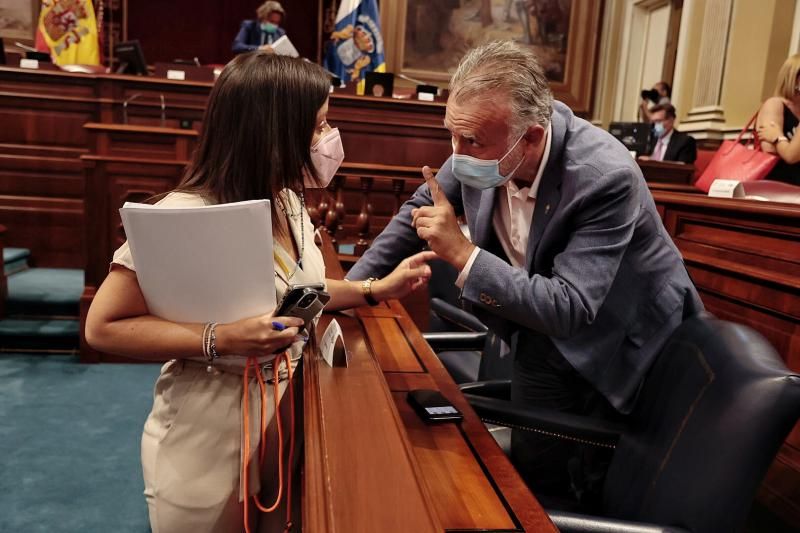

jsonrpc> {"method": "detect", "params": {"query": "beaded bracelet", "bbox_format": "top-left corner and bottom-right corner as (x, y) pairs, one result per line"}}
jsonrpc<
(208, 323), (218, 361)
(201, 322), (212, 361)
(202, 322), (219, 363)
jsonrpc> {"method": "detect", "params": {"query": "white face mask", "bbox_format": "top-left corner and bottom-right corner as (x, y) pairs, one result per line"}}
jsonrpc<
(307, 128), (344, 188)
(450, 132), (526, 189)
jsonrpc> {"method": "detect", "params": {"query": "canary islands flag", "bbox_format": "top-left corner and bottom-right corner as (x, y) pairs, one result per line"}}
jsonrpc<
(324, 0), (385, 94)
(35, 0), (100, 66)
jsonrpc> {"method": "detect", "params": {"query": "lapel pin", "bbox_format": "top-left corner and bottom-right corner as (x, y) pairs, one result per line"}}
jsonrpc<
(545, 204), (551, 215)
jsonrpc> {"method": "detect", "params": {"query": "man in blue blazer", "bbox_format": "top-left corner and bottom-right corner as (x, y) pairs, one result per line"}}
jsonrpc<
(232, 1), (287, 55)
(347, 41), (703, 504)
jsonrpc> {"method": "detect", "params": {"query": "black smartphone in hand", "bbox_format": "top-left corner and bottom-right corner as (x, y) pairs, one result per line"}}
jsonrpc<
(275, 283), (330, 330)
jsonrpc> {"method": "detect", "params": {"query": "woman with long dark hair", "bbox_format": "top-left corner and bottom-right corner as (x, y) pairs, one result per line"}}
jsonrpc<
(85, 52), (435, 533)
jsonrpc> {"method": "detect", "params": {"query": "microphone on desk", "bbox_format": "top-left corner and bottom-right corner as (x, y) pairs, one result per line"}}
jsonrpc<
(159, 94), (166, 127)
(396, 73), (427, 86)
(14, 42), (37, 53)
(122, 93), (142, 125)
(396, 73), (440, 99)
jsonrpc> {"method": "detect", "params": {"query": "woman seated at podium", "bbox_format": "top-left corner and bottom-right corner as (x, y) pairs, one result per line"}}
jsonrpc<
(85, 52), (435, 533)
(233, 1), (288, 55)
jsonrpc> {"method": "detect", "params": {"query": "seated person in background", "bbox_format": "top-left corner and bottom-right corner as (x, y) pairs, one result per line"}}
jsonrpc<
(757, 53), (800, 187)
(348, 40), (703, 509)
(232, 1), (287, 55)
(639, 80), (671, 122)
(638, 104), (697, 164)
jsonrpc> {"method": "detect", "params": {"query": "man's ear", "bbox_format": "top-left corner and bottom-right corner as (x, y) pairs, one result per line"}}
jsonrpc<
(523, 124), (546, 148)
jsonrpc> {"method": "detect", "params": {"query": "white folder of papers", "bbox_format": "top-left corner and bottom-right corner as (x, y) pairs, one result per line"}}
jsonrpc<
(270, 35), (300, 57)
(119, 199), (276, 324)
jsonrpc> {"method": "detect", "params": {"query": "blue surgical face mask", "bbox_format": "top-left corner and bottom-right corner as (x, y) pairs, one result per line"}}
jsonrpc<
(653, 122), (665, 138)
(261, 22), (278, 32)
(451, 133), (526, 190)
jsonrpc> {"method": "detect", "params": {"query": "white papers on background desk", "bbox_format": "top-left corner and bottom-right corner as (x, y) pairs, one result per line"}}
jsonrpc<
(271, 35), (299, 57)
(119, 199), (276, 323)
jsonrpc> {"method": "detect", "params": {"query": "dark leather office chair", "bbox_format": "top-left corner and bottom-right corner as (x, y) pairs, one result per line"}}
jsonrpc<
(459, 316), (800, 533)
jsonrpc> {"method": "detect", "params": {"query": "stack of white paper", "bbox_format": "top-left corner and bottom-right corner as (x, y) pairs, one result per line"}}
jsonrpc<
(119, 200), (276, 324)
(271, 35), (299, 58)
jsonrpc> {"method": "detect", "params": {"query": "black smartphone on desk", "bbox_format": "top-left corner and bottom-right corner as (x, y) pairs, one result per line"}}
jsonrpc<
(275, 283), (330, 330)
(407, 389), (463, 424)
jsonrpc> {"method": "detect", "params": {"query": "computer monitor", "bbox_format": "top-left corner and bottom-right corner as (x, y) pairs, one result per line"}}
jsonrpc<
(114, 40), (148, 75)
(608, 122), (653, 156)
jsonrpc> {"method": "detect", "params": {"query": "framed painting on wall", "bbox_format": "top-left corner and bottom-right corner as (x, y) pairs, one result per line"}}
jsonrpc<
(0, 0), (38, 44)
(380, 0), (602, 115)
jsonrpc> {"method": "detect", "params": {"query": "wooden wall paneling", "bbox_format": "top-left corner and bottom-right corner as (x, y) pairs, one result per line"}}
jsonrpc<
(329, 94), (451, 167)
(95, 75), (211, 128)
(0, 195), (83, 269)
(0, 154), (85, 268)
(0, 154), (85, 199)
(84, 123), (198, 162)
(0, 68), (97, 155)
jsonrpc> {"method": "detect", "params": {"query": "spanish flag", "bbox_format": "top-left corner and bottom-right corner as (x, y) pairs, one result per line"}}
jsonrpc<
(35, 0), (100, 66)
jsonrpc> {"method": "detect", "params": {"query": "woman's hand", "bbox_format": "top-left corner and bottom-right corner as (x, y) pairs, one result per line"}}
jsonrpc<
(215, 312), (304, 357)
(371, 251), (438, 302)
(757, 121), (782, 143)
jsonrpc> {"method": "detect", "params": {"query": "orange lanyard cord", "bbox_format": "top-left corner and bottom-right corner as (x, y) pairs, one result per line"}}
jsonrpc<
(242, 352), (295, 533)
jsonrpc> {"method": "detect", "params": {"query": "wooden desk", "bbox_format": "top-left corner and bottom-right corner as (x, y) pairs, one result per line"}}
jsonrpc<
(304, 235), (557, 532)
(637, 159), (695, 184)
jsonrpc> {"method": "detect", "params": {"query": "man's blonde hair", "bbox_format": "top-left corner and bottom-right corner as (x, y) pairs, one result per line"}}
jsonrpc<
(775, 53), (800, 100)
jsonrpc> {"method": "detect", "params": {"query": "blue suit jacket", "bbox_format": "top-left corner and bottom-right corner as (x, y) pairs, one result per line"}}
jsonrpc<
(348, 101), (704, 413)
(232, 20), (286, 55)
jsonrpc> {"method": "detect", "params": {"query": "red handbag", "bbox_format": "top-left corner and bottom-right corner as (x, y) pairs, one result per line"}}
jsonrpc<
(694, 112), (779, 192)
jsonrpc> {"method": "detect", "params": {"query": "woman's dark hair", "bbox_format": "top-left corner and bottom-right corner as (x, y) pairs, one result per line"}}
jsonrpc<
(176, 52), (330, 232)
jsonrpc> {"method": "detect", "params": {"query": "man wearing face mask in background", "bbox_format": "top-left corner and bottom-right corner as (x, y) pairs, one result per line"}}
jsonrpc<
(232, 1), (287, 55)
(638, 103), (697, 165)
(347, 41), (703, 509)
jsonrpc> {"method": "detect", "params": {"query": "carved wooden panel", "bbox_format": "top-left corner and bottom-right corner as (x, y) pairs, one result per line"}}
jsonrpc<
(0, 195), (83, 268)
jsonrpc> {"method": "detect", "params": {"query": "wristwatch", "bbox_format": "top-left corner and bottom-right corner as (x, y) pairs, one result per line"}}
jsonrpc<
(361, 277), (379, 306)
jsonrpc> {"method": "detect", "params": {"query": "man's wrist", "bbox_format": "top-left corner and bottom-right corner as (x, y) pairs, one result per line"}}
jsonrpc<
(453, 243), (477, 272)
